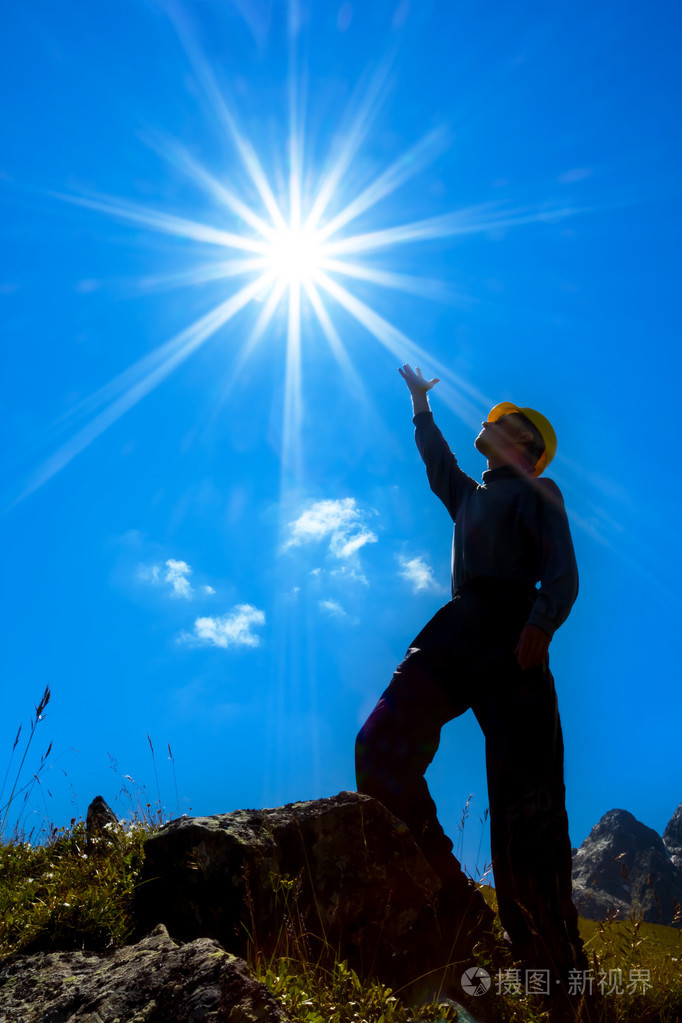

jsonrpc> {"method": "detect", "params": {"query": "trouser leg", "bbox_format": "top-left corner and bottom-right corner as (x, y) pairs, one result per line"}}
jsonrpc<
(475, 661), (584, 975)
(355, 651), (464, 879)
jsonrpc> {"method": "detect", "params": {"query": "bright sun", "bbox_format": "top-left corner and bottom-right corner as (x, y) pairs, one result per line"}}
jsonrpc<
(266, 224), (325, 286)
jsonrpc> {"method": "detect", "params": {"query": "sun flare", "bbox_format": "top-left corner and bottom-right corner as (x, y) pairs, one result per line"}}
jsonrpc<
(266, 224), (325, 287)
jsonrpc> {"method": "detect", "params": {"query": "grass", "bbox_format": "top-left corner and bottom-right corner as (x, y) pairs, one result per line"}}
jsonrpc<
(0, 818), (147, 956)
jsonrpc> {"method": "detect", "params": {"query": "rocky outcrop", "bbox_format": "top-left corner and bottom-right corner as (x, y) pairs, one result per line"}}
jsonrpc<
(663, 804), (682, 870)
(85, 794), (119, 851)
(135, 790), (493, 997)
(572, 808), (682, 926)
(0, 923), (290, 1023)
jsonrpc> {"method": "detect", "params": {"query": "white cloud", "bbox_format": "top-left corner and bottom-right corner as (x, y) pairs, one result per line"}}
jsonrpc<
(138, 558), (221, 600)
(164, 559), (194, 599)
(335, 530), (376, 559)
(318, 599), (346, 618)
(185, 604), (265, 650)
(286, 498), (377, 561)
(398, 555), (445, 594)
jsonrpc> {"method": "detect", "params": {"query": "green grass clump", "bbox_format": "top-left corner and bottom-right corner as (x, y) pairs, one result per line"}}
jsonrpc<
(256, 957), (457, 1023)
(0, 818), (148, 958)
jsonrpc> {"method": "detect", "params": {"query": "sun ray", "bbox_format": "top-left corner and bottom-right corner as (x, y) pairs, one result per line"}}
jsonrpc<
(303, 280), (371, 400)
(146, 131), (278, 242)
(52, 190), (270, 254)
(231, 277), (289, 380)
(135, 257), (270, 294)
(316, 126), (451, 242)
(169, 10), (289, 233)
(305, 60), (393, 233)
(282, 282), (303, 480)
(314, 269), (489, 421)
(323, 202), (582, 257)
(14, 273), (274, 505)
(318, 257), (464, 303)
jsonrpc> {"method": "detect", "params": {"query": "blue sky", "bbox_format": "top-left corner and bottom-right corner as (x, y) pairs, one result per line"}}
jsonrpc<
(1, 0), (680, 873)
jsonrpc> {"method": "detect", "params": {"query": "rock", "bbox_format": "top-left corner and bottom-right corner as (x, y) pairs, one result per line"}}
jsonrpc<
(572, 808), (682, 926)
(85, 794), (119, 851)
(135, 791), (493, 997)
(0, 923), (290, 1023)
(663, 803), (682, 870)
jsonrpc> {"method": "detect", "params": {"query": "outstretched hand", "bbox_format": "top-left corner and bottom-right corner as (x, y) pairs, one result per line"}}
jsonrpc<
(515, 624), (551, 670)
(399, 363), (440, 394)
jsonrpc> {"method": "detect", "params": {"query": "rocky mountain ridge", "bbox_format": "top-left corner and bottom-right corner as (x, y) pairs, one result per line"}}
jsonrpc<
(571, 803), (682, 927)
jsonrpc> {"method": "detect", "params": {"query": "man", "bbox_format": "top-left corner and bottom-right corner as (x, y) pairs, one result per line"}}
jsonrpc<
(355, 363), (586, 978)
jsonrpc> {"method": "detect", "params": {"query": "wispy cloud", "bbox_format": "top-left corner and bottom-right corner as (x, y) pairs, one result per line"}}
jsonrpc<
(318, 598), (347, 618)
(137, 558), (223, 600)
(182, 604), (265, 649)
(285, 498), (377, 560)
(330, 564), (369, 587)
(164, 559), (194, 598)
(398, 555), (445, 594)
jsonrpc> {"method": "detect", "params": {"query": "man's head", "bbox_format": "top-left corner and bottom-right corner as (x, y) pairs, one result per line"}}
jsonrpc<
(475, 402), (557, 476)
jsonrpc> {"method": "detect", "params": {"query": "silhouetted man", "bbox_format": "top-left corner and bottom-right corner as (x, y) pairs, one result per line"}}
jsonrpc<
(356, 364), (586, 979)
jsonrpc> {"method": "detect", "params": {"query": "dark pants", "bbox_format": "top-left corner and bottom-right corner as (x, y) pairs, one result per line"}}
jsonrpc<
(355, 580), (585, 974)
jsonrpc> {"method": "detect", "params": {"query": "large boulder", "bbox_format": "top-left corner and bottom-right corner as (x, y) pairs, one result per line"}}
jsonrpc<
(135, 791), (493, 996)
(0, 924), (290, 1023)
(572, 808), (682, 926)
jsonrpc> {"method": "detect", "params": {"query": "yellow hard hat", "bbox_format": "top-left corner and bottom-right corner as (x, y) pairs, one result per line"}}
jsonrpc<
(487, 401), (557, 476)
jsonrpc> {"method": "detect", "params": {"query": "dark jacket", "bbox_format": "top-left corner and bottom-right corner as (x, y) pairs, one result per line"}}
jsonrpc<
(414, 411), (578, 637)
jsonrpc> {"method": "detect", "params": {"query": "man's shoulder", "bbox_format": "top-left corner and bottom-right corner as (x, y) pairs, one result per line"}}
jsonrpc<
(534, 476), (567, 508)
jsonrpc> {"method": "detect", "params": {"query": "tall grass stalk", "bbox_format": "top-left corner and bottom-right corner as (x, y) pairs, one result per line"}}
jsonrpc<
(167, 742), (180, 820)
(0, 685), (52, 839)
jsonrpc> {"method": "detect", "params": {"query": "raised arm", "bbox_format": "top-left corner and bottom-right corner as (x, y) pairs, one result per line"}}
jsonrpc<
(399, 363), (477, 521)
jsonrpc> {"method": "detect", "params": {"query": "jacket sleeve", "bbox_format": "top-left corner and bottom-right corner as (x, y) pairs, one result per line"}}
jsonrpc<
(414, 411), (478, 521)
(527, 478), (579, 636)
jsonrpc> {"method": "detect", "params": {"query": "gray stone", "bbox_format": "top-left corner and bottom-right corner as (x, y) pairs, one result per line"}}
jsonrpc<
(135, 791), (493, 996)
(572, 808), (682, 926)
(0, 924), (290, 1023)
